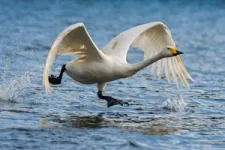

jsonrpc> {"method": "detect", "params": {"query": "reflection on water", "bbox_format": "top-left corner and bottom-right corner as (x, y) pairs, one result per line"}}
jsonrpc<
(40, 114), (178, 136)
(70, 116), (106, 128)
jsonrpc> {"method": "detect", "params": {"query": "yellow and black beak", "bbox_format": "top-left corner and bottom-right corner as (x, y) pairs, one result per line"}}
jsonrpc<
(175, 50), (183, 56)
(170, 47), (183, 56)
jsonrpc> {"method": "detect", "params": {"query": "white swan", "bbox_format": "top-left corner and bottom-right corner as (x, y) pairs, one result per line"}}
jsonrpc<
(43, 22), (193, 107)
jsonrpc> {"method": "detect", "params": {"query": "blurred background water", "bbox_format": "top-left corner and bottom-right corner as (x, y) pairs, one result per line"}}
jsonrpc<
(0, 0), (225, 149)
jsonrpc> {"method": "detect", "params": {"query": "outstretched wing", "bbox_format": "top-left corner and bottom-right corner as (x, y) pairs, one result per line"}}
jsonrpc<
(103, 22), (193, 87)
(43, 22), (103, 92)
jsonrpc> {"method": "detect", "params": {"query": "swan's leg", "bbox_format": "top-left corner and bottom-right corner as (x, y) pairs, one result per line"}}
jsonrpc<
(49, 64), (66, 84)
(97, 83), (129, 108)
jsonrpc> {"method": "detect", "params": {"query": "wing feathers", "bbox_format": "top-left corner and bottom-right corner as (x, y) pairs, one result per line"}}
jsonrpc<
(164, 59), (171, 84)
(103, 21), (193, 88)
(133, 23), (192, 87)
(157, 59), (163, 80)
(168, 58), (179, 87)
(43, 23), (102, 92)
(176, 56), (194, 82)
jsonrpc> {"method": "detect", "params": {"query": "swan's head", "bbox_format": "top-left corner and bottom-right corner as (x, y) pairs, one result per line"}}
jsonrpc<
(161, 46), (183, 58)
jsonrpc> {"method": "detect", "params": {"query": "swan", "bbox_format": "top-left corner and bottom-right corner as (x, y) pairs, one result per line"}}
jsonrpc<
(43, 22), (193, 107)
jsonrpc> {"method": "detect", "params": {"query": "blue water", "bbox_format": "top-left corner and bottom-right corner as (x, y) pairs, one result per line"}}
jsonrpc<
(1, 0), (225, 149)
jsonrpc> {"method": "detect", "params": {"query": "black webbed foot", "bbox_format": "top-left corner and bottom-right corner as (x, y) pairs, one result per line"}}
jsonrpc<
(106, 97), (129, 108)
(49, 74), (61, 84)
(97, 91), (129, 108)
(48, 64), (66, 85)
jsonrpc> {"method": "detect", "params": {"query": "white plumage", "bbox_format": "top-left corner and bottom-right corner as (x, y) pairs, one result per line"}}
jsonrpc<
(43, 22), (193, 95)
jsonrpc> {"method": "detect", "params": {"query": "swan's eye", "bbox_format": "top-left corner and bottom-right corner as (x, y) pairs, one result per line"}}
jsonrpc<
(167, 48), (170, 50)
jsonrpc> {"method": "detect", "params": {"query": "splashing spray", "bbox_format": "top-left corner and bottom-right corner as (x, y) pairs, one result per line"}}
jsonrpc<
(0, 71), (35, 102)
(163, 95), (187, 112)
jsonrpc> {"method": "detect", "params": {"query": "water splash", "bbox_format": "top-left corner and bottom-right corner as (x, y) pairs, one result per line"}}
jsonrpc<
(163, 95), (187, 112)
(0, 71), (35, 102)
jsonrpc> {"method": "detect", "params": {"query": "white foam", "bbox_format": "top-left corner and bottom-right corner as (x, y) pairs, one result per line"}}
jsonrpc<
(163, 95), (187, 112)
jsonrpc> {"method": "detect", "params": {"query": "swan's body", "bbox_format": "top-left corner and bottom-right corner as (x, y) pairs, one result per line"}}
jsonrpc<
(43, 22), (193, 107)
(65, 57), (133, 84)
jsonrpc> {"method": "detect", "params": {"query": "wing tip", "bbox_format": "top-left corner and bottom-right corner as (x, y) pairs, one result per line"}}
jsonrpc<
(77, 22), (84, 27)
(189, 76), (195, 83)
(43, 67), (52, 94)
(153, 21), (167, 28)
(71, 22), (85, 29)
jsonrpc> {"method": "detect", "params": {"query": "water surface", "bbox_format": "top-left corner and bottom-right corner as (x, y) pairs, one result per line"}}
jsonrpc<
(0, 0), (225, 149)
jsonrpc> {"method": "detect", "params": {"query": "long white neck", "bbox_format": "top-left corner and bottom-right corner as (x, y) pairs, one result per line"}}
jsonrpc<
(129, 53), (163, 74)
